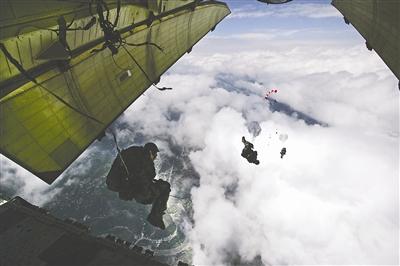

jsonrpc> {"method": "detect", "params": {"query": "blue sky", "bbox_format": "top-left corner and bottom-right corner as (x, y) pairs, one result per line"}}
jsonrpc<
(224, 0), (332, 8)
(213, 0), (358, 43)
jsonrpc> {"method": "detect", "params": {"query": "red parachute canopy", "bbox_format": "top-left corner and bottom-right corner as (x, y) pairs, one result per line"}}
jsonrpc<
(265, 89), (278, 99)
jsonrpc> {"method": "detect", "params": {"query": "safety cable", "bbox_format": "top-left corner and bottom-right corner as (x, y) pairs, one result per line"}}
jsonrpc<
(93, 0), (159, 55)
(91, 0), (123, 54)
(123, 40), (164, 53)
(121, 45), (172, 91)
(111, 54), (126, 70)
(90, 0), (171, 91)
(112, 48), (171, 91)
(110, 130), (130, 177)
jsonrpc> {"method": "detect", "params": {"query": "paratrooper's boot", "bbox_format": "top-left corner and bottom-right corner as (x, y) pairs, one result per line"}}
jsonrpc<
(147, 180), (170, 230)
(147, 210), (165, 230)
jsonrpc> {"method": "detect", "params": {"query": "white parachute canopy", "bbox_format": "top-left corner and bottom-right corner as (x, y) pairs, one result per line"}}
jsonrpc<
(247, 121), (262, 138)
(279, 133), (288, 142)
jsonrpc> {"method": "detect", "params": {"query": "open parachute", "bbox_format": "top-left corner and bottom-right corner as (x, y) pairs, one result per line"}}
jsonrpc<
(247, 121), (262, 138)
(265, 88), (278, 99)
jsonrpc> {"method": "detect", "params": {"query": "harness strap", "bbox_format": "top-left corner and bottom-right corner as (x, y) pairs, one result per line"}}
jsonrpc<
(110, 131), (130, 178)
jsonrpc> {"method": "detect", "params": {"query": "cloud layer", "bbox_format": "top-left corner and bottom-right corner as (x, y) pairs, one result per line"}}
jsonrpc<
(0, 7), (398, 265)
(117, 35), (398, 264)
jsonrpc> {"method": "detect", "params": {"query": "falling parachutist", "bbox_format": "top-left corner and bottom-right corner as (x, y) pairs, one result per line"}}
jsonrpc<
(280, 147), (287, 159)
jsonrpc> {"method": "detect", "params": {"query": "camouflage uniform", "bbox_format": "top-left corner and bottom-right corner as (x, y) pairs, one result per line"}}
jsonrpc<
(241, 137), (260, 165)
(106, 145), (170, 229)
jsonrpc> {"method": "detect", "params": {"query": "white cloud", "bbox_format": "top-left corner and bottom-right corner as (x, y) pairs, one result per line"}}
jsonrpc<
(182, 44), (398, 133)
(125, 32), (397, 264)
(0, 155), (62, 206)
(0, 15), (398, 266)
(0, 142), (102, 206)
(189, 115), (398, 264)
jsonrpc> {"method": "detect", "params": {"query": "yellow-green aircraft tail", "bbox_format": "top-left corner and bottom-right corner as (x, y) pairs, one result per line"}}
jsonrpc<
(0, 0), (230, 183)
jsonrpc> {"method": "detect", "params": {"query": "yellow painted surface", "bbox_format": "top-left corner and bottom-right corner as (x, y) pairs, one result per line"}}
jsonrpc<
(0, 1), (230, 183)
